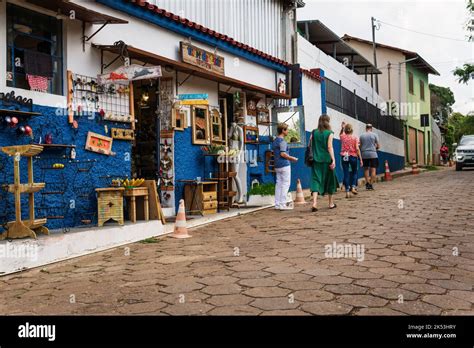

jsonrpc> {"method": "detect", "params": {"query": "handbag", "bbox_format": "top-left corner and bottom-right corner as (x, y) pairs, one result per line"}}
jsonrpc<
(305, 131), (314, 167)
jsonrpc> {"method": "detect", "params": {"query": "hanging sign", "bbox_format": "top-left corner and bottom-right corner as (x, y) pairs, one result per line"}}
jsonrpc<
(181, 42), (225, 76)
(98, 64), (162, 84)
(179, 100), (209, 106)
(178, 94), (209, 100)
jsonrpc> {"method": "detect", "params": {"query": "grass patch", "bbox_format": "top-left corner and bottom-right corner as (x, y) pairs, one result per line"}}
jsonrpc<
(249, 183), (276, 196)
(425, 165), (439, 171)
(139, 238), (160, 244)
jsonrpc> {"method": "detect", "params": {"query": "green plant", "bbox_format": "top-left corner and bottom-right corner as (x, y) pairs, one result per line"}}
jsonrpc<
(140, 238), (159, 244)
(248, 183), (276, 196)
(425, 165), (439, 171)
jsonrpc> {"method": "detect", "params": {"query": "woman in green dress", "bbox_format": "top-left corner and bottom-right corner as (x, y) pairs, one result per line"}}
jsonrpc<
(310, 114), (339, 212)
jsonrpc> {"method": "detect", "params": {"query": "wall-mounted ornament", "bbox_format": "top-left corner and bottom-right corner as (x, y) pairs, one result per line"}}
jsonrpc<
(244, 126), (259, 144)
(111, 128), (135, 141)
(85, 132), (114, 156)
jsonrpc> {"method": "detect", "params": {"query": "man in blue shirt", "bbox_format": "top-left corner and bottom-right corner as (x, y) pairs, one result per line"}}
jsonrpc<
(272, 123), (298, 210)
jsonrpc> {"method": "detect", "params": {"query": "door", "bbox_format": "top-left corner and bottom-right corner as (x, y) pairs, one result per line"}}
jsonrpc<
(408, 127), (417, 163)
(417, 130), (425, 165)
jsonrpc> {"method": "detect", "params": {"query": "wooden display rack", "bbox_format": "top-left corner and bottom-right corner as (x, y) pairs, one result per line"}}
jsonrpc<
(1, 145), (49, 240)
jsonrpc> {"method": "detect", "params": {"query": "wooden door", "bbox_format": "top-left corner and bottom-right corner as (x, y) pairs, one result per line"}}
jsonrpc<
(408, 127), (417, 163)
(417, 130), (425, 165)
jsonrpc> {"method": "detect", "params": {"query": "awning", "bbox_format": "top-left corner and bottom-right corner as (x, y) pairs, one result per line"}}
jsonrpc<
(298, 20), (381, 75)
(25, 0), (128, 24)
(93, 43), (291, 99)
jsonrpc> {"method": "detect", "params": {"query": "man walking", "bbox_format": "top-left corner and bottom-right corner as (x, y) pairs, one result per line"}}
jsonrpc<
(359, 124), (380, 190)
(273, 123), (298, 210)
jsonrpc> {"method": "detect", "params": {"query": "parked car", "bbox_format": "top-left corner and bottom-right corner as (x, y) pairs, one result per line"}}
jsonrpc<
(454, 135), (474, 171)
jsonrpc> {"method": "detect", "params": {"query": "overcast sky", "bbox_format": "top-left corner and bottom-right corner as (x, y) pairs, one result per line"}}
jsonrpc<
(298, 0), (473, 115)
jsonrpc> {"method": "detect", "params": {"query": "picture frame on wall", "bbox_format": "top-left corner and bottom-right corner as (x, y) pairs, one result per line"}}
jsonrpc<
(244, 126), (259, 144)
(85, 132), (114, 155)
(172, 105), (189, 131)
(192, 105), (211, 145)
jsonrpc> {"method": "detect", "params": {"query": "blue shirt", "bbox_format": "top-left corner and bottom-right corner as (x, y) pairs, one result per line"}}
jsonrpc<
(273, 137), (290, 168)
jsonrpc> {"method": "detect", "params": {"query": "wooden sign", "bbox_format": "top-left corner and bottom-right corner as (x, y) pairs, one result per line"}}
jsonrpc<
(181, 42), (225, 76)
(85, 132), (113, 155)
(179, 99), (209, 106)
(111, 128), (135, 140)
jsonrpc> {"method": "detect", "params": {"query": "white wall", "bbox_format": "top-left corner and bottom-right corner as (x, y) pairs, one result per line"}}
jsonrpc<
(298, 34), (385, 107)
(145, 0), (285, 60)
(302, 75), (322, 132)
(1, 0), (280, 108)
(327, 107), (405, 157)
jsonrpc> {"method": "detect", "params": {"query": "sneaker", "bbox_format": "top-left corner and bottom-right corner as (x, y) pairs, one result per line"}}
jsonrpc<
(367, 184), (375, 191)
(279, 206), (294, 211)
(365, 183), (371, 190)
(280, 202), (294, 210)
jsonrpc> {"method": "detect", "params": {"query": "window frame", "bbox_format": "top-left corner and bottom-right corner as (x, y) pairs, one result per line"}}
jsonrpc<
(408, 72), (414, 95)
(6, 3), (64, 96)
(419, 79), (425, 101)
(271, 106), (306, 148)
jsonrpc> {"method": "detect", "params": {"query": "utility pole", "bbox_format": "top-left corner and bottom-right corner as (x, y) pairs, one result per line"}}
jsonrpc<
(371, 17), (379, 93)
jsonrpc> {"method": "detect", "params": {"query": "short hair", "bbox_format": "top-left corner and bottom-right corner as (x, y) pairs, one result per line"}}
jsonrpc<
(344, 123), (353, 135)
(366, 123), (373, 130)
(277, 123), (288, 135)
(318, 114), (331, 132)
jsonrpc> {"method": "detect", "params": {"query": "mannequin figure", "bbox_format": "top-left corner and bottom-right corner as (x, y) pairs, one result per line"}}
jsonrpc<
(229, 122), (244, 203)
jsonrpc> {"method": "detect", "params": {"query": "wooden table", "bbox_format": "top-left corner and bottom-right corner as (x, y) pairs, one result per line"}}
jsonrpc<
(124, 187), (149, 223)
(96, 188), (125, 227)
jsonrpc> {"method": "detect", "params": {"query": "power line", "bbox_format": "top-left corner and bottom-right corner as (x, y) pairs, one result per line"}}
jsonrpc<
(377, 20), (471, 43)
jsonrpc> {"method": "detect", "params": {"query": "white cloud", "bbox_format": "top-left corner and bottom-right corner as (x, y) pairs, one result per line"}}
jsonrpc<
(299, 0), (473, 114)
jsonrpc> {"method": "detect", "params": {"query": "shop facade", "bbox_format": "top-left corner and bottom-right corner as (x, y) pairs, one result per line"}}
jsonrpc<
(0, 0), (300, 237)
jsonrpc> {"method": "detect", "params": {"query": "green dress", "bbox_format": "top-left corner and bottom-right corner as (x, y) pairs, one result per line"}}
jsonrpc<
(310, 129), (339, 195)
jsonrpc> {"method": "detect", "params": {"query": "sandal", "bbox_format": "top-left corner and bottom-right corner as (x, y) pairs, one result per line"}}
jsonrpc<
(329, 203), (337, 209)
(311, 207), (318, 212)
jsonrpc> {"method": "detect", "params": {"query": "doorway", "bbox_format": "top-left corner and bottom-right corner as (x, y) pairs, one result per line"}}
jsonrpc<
(132, 79), (160, 180)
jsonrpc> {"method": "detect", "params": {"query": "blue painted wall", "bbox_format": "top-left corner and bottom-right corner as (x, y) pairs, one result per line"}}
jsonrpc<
(0, 101), (131, 233)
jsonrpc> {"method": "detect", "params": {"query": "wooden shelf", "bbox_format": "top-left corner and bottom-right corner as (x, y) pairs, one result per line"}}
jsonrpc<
(7, 218), (47, 230)
(0, 109), (41, 117)
(7, 183), (45, 194)
(32, 144), (76, 149)
(1, 145), (44, 157)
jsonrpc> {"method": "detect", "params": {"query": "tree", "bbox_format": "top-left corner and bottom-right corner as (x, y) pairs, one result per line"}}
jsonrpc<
(453, 1), (473, 84)
(445, 112), (474, 152)
(429, 84), (455, 125)
(454, 64), (474, 84)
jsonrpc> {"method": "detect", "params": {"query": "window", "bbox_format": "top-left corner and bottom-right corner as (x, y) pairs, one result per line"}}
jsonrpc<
(6, 3), (63, 95)
(420, 80), (425, 101)
(408, 72), (414, 95)
(272, 106), (305, 147)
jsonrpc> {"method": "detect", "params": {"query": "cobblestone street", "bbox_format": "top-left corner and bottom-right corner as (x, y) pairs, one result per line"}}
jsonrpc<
(1, 168), (473, 316)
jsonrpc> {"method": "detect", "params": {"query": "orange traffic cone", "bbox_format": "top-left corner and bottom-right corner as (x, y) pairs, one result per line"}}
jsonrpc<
(411, 159), (420, 175)
(295, 179), (306, 204)
(384, 160), (392, 181)
(170, 199), (192, 239)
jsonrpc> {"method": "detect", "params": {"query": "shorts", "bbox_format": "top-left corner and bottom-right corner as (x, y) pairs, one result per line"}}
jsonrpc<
(362, 158), (379, 169)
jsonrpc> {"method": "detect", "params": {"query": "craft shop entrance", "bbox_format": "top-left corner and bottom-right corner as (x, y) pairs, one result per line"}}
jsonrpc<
(131, 79), (160, 182)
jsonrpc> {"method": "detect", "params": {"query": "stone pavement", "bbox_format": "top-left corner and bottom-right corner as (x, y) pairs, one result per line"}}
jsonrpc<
(0, 168), (473, 315)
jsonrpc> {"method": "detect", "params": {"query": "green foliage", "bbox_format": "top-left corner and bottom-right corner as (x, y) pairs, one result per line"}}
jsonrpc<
(445, 112), (474, 152)
(248, 183), (276, 196)
(140, 238), (159, 244)
(424, 165), (439, 171)
(453, 63), (474, 84)
(429, 84), (455, 125)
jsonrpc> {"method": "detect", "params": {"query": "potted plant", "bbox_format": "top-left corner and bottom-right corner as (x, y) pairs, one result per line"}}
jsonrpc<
(247, 183), (276, 206)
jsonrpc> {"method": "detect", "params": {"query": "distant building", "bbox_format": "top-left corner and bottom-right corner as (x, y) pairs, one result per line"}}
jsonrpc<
(342, 35), (440, 165)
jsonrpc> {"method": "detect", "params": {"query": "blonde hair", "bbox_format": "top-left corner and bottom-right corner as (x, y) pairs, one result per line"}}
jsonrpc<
(344, 123), (353, 135)
(277, 123), (288, 135)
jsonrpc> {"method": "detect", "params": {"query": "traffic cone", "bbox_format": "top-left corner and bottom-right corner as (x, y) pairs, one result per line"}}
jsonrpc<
(295, 179), (306, 204)
(170, 199), (192, 239)
(411, 159), (420, 175)
(384, 160), (392, 181)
